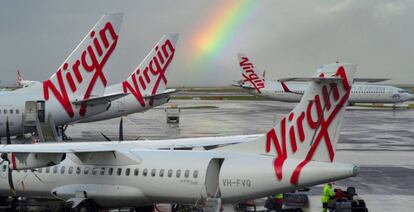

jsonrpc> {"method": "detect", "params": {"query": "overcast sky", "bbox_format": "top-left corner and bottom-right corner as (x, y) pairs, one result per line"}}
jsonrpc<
(0, 0), (413, 86)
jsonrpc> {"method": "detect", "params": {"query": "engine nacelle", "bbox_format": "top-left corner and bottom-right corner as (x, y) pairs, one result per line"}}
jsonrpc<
(2, 152), (66, 170)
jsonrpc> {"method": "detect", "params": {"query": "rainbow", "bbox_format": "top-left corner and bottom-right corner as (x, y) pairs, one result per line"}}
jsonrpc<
(187, 0), (258, 72)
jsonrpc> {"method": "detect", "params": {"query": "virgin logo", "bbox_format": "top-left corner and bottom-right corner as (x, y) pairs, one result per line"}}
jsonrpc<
(240, 56), (265, 93)
(122, 39), (175, 107)
(265, 67), (351, 185)
(43, 22), (118, 118)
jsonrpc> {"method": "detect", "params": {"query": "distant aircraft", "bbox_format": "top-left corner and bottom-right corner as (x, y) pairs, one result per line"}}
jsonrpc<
(79, 33), (179, 123)
(0, 13), (124, 138)
(0, 63), (358, 211)
(0, 70), (40, 90)
(235, 53), (414, 104)
(16, 70), (40, 88)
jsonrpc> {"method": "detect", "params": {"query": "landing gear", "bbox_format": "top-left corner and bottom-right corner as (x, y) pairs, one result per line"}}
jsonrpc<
(134, 205), (154, 212)
(57, 125), (71, 141)
(72, 200), (98, 212)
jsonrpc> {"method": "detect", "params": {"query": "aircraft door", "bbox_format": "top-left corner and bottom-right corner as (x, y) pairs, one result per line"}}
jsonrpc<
(25, 101), (37, 123)
(205, 158), (224, 198)
(37, 101), (46, 123)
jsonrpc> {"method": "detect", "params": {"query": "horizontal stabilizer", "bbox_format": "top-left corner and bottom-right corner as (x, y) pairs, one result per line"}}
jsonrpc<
(280, 77), (387, 83)
(353, 78), (389, 83)
(278, 77), (343, 82)
(143, 89), (177, 100)
(72, 92), (129, 106)
(231, 83), (255, 90)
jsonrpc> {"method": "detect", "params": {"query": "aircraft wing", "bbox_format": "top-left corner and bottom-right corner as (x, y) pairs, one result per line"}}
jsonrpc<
(143, 89), (178, 100)
(0, 143), (139, 166)
(0, 134), (261, 168)
(72, 92), (129, 106)
(0, 134), (261, 153)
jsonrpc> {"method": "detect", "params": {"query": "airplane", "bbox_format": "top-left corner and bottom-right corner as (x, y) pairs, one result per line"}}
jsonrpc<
(78, 33), (179, 123)
(0, 13), (125, 139)
(235, 53), (414, 104)
(0, 70), (40, 91)
(16, 70), (40, 88)
(0, 63), (358, 212)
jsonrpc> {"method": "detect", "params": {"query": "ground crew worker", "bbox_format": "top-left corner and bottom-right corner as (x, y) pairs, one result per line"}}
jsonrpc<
(322, 182), (336, 212)
(274, 193), (284, 212)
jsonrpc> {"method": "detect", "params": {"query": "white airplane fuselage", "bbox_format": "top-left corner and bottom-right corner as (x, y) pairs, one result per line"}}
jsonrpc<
(247, 82), (413, 103)
(0, 85), (109, 136)
(0, 142), (356, 208)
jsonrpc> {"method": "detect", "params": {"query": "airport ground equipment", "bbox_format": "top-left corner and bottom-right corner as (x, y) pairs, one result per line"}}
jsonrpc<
(166, 104), (180, 123)
(328, 187), (368, 212)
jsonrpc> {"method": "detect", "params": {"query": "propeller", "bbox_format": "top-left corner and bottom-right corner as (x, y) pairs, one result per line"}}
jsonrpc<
(100, 117), (124, 142)
(119, 117), (123, 142)
(0, 117), (16, 195)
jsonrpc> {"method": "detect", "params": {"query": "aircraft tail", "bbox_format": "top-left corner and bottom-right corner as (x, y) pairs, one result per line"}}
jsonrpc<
(16, 70), (22, 86)
(43, 13), (123, 117)
(219, 63), (356, 181)
(122, 33), (179, 107)
(237, 53), (265, 93)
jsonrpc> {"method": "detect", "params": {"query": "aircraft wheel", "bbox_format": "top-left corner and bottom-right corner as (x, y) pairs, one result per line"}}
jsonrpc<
(73, 200), (98, 212)
(134, 205), (155, 212)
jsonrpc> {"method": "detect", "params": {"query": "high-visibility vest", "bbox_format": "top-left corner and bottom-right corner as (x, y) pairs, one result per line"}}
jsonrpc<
(275, 193), (283, 199)
(322, 184), (335, 203)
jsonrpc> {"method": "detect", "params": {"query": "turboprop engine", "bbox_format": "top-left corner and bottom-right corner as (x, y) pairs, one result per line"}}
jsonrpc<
(1, 152), (65, 170)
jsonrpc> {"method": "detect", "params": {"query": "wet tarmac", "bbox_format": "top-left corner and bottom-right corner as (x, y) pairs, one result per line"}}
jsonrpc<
(66, 99), (414, 211)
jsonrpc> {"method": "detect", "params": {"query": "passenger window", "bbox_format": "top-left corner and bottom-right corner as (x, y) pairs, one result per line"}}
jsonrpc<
(76, 167), (81, 175)
(117, 168), (122, 176)
(100, 167), (105, 175)
(151, 169), (156, 177)
(134, 168), (139, 176)
(125, 168), (130, 176)
(53, 166), (58, 174)
(184, 170), (189, 178)
(159, 169), (164, 177)
(46, 167), (50, 174)
(9, 109), (13, 114)
(108, 168), (113, 175)
(193, 170), (199, 178)
(60, 166), (65, 174)
(168, 169), (173, 178)
(16, 109), (19, 114)
(68, 167), (73, 174)
(84, 167), (90, 175)
(176, 170), (181, 178)
(143, 168), (148, 177)
(92, 168), (98, 175)
(3, 109), (7, 114)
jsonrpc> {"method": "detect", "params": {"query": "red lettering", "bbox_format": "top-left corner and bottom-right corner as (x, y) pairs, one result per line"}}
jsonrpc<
(266, 66), (352, 185)
(43, 22), (118, 117)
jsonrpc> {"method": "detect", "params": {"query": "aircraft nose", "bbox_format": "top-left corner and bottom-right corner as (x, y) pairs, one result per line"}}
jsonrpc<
(408, 93), (414, 100)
